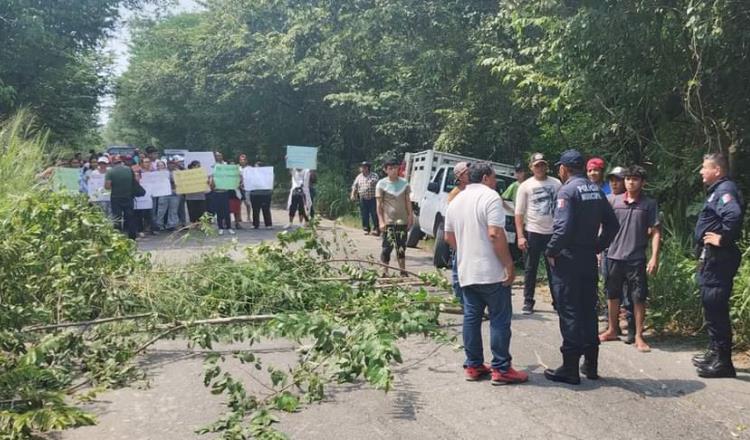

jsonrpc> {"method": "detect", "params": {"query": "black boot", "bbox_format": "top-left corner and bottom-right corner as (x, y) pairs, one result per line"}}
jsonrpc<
(691, 348), (717, 367)
(697, 349), (736, 378)
(544, 354), (581, 385)
(580, 347), (599, 380)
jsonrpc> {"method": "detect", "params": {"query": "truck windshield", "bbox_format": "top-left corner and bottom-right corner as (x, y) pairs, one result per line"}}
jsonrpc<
(444, 168), (456, 192)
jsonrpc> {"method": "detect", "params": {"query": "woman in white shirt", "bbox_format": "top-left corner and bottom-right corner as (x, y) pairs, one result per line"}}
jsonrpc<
(286, 168), (311, 228)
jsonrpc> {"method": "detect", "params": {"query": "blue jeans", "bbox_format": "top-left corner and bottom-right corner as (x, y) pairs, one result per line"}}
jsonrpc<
(213, 191), (231, 230)
(156, 194), (180, 230)
(451, 252), (463, 304)
(463, 282), (513, 371)
(359, 198), (378, 232)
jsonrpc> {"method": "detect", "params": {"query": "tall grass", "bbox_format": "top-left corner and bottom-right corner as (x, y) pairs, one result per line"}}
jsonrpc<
(314, 170), (357, 219)
(731, 243), (750, 347)
(647, 237), (703, 333)
(0, 110), (46, 208)
(648, 228), (750, 348)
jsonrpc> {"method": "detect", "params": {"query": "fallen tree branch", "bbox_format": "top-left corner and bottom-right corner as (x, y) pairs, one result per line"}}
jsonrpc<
(374, 281), (429, 288)
(324, 258), (424, 279)
(66, 314), (279, 395)
(152, 314), (276, 331)
(22, 313), (155, 332)
(314, 276), (419, 282)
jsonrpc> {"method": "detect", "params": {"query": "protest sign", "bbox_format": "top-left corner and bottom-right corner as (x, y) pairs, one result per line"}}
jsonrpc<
(242, 166), (274, 191)
(87, 172), (110, 202)
(140, 170), (172, 197)
(184, 152), (216, 175)
(286, 145), (318, 170)
(213, 164), (241, 190)
(134, 193), (153, 210)
(164, 149), (189, 162)
(173, 168), (209, 194)
(52, 168), (80, 193)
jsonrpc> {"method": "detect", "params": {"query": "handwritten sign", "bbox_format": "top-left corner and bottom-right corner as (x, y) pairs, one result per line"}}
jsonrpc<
(213, 164), (241, 190)
(242, 166), (274, 191)
(52, 168), (81, 193)
(286, 145), (318, 170)
(140, 170), (172, 197)
(184, 152), (216, 175)
(134, 193), (153, 210)
(87, 171), (110, 202)
(174, 168), (209, 195)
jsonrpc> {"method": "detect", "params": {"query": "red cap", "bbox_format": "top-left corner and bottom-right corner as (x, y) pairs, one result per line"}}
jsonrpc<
(587, 157), (605, 171)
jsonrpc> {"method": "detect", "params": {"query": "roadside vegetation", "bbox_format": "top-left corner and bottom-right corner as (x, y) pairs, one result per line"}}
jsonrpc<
(0, 114), (452, 439)
(3, 0), (750, 437)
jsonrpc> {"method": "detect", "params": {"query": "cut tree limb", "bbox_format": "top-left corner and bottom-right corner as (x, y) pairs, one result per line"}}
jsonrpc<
(22, 313), (155, 332)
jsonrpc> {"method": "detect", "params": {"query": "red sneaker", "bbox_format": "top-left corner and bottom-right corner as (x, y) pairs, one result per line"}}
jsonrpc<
(491, 366), (529, 385)
(464, 364), (491, 381)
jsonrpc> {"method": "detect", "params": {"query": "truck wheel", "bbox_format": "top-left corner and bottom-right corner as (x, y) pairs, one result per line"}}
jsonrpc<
(433, 220), (452, 269)
(406, 218), (424, 248)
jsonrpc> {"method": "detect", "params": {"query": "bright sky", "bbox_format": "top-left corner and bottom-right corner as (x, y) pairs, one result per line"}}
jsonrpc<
(99, 0), (203, 126)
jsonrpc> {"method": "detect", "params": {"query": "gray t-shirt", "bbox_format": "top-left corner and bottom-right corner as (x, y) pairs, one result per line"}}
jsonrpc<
(607, 194), (659, 261)
(514, 176), (561, 235)
(375, 177), (411, 225)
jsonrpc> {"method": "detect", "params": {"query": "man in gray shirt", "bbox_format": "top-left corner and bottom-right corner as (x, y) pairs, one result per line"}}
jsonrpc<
(598, 165), (661, 352)
(514, 152), (561, 314)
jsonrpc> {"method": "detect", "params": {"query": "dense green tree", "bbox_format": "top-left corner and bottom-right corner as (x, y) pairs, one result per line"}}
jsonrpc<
(481, 0), (750, 233)
(0, 0), (159, 146)
(107, 0), (535, 165)
(109, 0), (750, 234)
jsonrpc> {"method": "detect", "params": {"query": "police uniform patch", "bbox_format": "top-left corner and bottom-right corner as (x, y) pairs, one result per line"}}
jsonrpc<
(557, 199), (566, 208)
(721, 193), (733, 205)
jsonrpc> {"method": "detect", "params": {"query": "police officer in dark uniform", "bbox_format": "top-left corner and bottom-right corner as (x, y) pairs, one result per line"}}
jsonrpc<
(544, 150), (619, 385)
(692, 153), (744, 378)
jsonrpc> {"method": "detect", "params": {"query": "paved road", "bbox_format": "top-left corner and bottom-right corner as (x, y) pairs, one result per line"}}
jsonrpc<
(60, 209), (750, 440)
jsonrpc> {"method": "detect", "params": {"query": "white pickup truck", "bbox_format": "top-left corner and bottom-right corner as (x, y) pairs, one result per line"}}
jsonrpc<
(403, 150), (517, 268)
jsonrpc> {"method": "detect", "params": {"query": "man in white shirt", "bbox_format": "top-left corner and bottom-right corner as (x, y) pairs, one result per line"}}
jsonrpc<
(445, 162), (528, 385)
(515, 152), (562, 314)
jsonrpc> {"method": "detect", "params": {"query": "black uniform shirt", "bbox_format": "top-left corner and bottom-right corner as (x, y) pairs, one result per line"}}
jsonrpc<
(546, 174), (619, 258)
(694, 177), (744, 249)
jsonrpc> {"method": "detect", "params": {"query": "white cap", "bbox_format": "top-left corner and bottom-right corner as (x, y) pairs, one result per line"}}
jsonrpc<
(97, 156), (110, 164)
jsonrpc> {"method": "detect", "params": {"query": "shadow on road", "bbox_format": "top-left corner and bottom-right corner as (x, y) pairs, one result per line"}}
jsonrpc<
(523, 366), (707, 397)
(137, 346), (298, 373)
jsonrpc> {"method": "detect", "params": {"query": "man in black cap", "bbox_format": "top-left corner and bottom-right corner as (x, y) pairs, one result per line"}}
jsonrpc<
(351, 161), (381, 236)
(692, 153), (744, 378)
(501, 161), (528, 204)
(544, 149), (619, 384)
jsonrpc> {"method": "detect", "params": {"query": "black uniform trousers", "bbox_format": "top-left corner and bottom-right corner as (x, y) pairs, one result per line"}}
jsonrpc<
(699, 245), (741, 352)
(550, 250), (599, 356)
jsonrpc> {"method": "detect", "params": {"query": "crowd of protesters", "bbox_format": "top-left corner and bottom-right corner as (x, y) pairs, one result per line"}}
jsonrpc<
(50, 147), (746, 384)
(44, 148), (319, 239)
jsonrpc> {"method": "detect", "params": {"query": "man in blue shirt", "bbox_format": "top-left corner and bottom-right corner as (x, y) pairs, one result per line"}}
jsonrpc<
(692, 153), (744, 378)
(544, 150), (619, 385)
